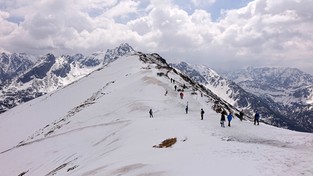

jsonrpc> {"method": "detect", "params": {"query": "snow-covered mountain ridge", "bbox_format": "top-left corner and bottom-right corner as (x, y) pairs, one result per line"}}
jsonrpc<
(1, 51), (313, 176)
(1, 44), (312, 133)
(0, 43), (134, 113)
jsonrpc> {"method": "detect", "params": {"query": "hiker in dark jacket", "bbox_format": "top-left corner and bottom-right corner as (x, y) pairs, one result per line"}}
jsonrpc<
(185, 105), (188, 114)
(220, 111), (226, 127)
(200, 109), (205, 120)
(239, 110), (244, 121)
(227, 112), (233, 127)
(149, 109), (153, 118)
(254, 112), (260, 125)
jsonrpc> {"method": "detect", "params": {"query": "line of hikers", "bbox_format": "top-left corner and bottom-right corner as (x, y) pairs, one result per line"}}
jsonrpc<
(149, 107), (261, 127)
(220, 110), (260, 127)
(150, 76), (261, 126)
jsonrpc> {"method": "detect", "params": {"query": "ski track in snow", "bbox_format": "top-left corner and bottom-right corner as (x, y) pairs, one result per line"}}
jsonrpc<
(0, 120), (130, 154)
(25, 80), (115, 143)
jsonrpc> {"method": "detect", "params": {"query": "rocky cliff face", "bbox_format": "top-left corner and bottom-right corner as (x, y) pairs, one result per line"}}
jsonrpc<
(0, 53), (34, 85)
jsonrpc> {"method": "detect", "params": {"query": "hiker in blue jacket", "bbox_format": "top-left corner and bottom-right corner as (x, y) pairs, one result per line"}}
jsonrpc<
(227, 112), (233, 127)
(254, 112), (260, 125)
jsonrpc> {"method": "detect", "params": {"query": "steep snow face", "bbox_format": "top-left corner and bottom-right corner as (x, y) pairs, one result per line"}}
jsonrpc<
(0, 54), (313, 176)
(170, 62), (235, 104)
(193, 64), (237, 105)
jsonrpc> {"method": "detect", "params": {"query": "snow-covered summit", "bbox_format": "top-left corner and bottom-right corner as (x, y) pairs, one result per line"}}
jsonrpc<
(104, 43), (135, 64)
(1, 53), (312, 176)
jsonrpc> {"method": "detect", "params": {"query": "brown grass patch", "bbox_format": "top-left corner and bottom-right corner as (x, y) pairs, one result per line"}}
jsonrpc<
(153, 138), (177, 148)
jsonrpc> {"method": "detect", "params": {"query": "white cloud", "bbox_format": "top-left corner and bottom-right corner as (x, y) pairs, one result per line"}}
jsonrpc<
(211, 0), (313, 65)
(104, 0), (139, 18)
(0, 0), (313, 74)
(0, 11), (17, 36)
(191, 0), (216, 7)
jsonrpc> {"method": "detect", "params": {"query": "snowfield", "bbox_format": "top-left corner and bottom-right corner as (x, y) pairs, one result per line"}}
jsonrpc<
(0, 55), (313, 176)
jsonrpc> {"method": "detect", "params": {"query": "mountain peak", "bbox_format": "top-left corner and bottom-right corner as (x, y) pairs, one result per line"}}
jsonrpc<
(104, 43), (135, 64)
(119, 43), (134, 51)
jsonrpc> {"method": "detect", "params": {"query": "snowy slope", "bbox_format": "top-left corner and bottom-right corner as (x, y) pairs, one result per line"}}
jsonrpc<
(0, 55), (313, 176)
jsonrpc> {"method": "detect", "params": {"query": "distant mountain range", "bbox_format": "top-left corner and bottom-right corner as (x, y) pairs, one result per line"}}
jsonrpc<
(1, 44), (312, 132)
(170, 62), (312, 132)
(224, 67), (313, 132)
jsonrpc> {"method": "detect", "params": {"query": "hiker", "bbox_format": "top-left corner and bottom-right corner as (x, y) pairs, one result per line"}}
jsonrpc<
(180, 92), (184, 99)
(170, 78), (173, 83)
(239, 110), (244, 121)
(185, 105), (188, 114)
(149, 109), (153, 118)
(165, 90), (168, 96)
(174, 85), (177, 91)
(227, 112), (233, 127)
(254, 112), (260, 125)
(220, 110), (227, 127)
(200, 108), (205, 120)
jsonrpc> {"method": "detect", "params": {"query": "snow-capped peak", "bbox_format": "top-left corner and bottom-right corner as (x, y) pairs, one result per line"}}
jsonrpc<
(104, 43), (135, 64)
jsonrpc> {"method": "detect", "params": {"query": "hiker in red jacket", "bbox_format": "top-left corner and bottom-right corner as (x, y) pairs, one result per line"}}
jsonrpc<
(180, 92), (184, 99)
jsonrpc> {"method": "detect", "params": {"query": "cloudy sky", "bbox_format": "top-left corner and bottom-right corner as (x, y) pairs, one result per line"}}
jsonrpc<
(0, 0), (313, 74)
